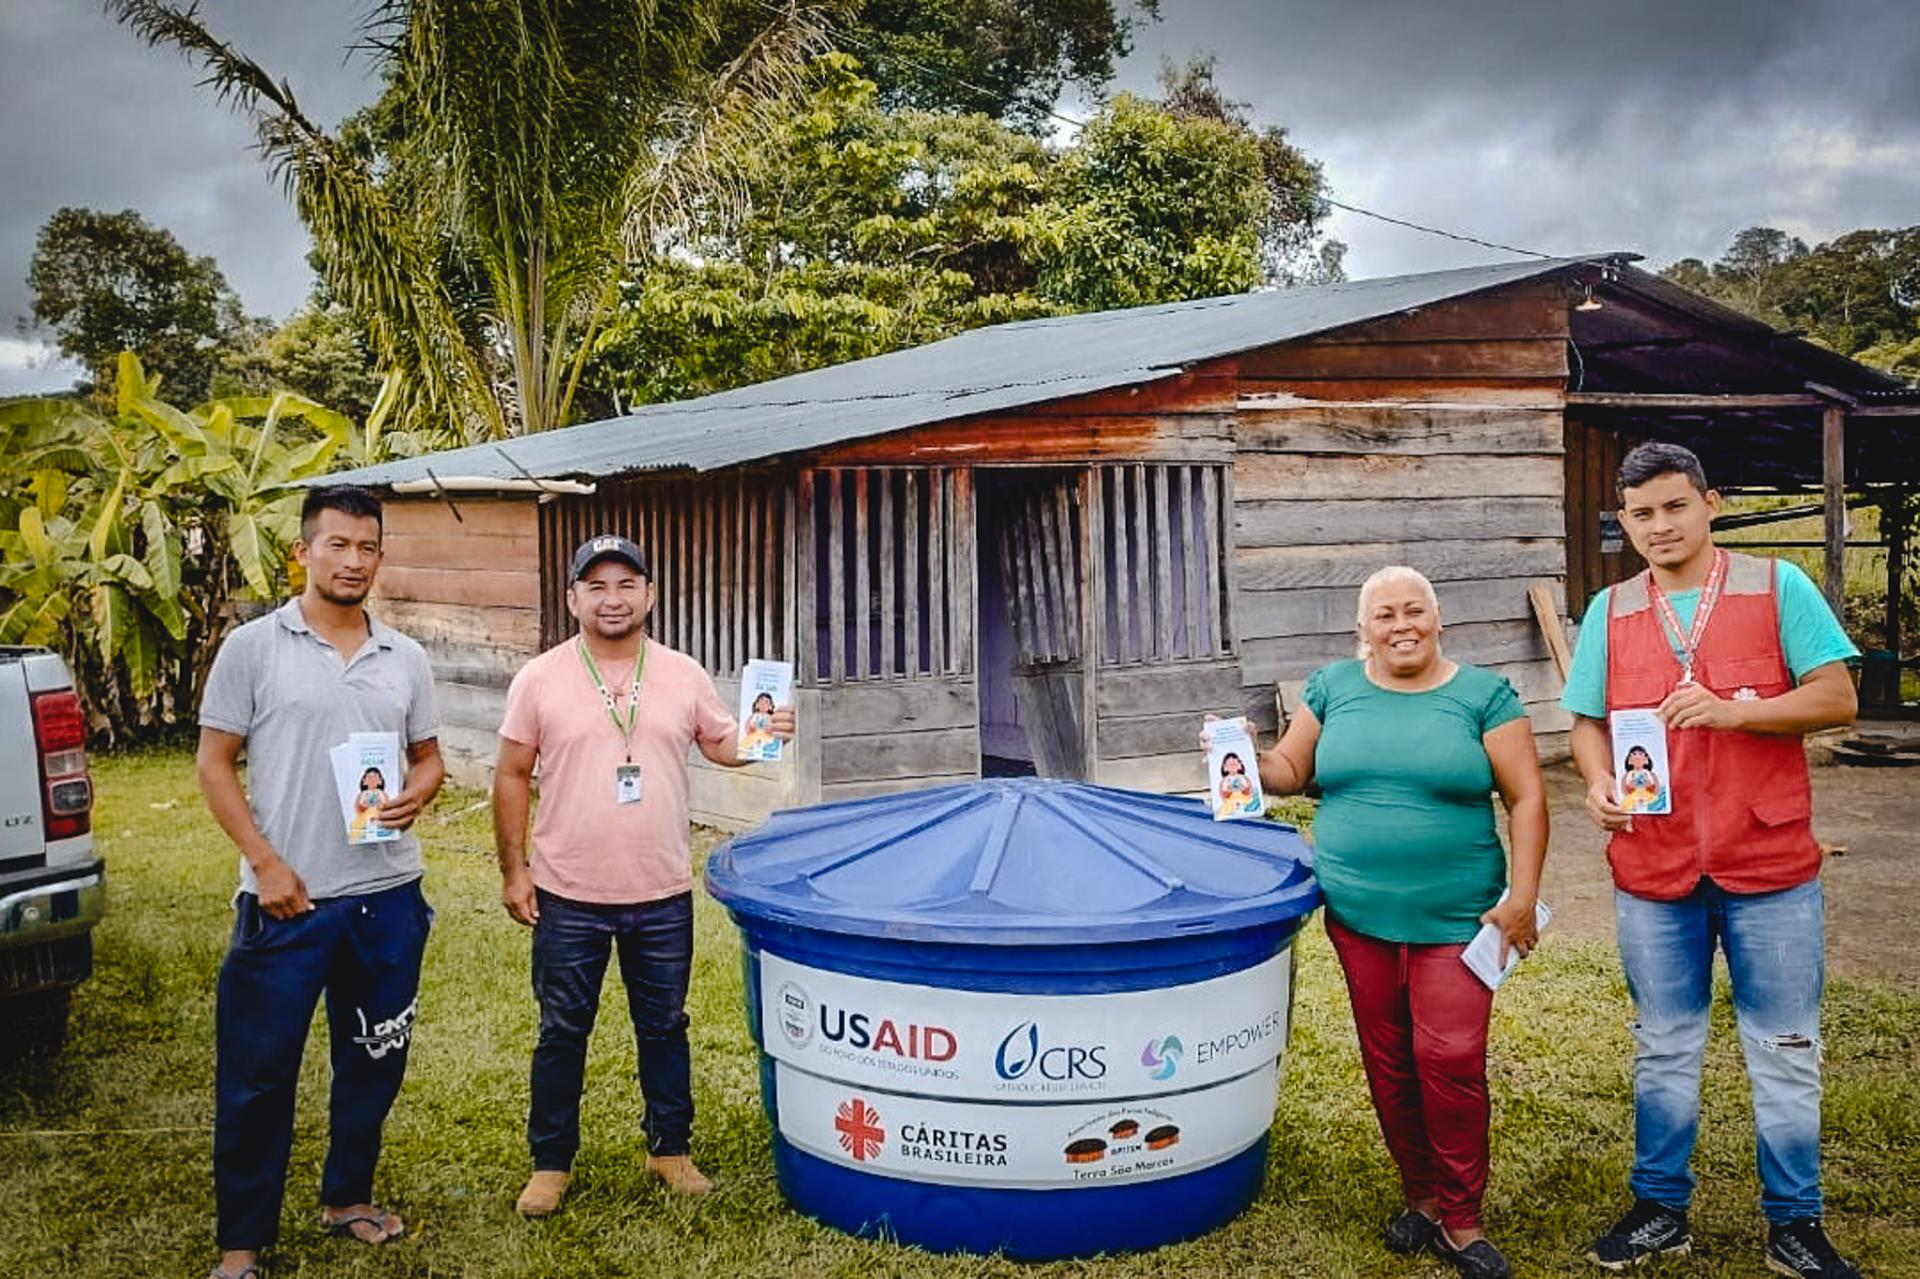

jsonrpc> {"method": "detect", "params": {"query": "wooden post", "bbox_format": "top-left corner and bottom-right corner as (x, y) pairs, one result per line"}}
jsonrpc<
(952, 467), (976, 677)
(827, 470), (844, 683)
(929, 469), (947, 674)
(904, 470), (921, 677)
(1888, 484), (1908, 658)
(879, 468), (896, 677)
(1079, 468), (1101, 779)
(1822, 406), (1846, 616)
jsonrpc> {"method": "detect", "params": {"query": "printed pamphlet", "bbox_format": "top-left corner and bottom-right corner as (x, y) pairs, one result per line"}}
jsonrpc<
(737, 659), (794, 762)
(1609, 708), (1673, 815)
(330, 731), (402, 845)
(1204, 718), (1266, 821)
(1461, 895), (1553, 990)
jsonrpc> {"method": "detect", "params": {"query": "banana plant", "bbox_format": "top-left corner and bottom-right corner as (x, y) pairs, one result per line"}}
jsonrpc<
(0, 351), (395, 735)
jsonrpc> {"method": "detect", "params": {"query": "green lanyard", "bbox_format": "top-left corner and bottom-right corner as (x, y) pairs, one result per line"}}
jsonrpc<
(578, 638), (646, 761)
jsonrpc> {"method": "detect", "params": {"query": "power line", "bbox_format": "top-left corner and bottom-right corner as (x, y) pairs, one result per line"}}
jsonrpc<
(1321, 198), (1555, 259)
(747, 0), (1560, 261)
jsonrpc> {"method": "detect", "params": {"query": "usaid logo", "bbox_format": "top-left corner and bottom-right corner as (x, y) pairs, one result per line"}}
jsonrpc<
(775, 981), (813, 1047)
(994, 1020), (1107, 1082)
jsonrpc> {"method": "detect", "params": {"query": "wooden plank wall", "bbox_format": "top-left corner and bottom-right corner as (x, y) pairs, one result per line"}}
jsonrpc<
(809, 467), (973, 684)
(812, 381), (1239, 799)
(1562, 415), (1643, 613)
(685, 681), (822, 831)
(539, 471), (795, 672)
(816, 678), (979, 803)
(1093, 658), (1244, 792)
(372, 497), (542, 785)
(1231, 284), (1576, 756)
(802, 466), (982, 805)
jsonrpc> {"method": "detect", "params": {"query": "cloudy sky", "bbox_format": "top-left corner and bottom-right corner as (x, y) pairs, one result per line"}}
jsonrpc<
(4, 0), (1917, 395)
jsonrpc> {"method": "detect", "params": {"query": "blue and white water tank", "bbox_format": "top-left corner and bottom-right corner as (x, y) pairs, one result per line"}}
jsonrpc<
(705, 778), (1321, 1260)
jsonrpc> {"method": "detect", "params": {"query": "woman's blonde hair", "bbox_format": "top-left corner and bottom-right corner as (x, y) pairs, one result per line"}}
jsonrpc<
(1354, 565), (1441, 660)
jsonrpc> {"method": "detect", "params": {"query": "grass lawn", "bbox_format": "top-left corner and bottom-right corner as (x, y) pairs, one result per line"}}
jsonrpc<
(4, 750), (1917, 1278)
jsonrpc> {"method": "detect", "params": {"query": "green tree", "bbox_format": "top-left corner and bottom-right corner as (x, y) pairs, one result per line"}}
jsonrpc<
(112, 0), (833, 440)
(215, 303), (386, 424)
(589, 56), (1333, 406)
(26, 206), (251, 405)
(0, 354), (396, 737)
(1661, 225), (1920, 380)
(844, 0), (1158, 131)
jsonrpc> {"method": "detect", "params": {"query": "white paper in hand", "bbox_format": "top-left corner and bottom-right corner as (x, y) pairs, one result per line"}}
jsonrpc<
(1203, 717), (1265, 821)
(331, 731), (403, 845)
(737, 659), (794, 762)
(1461, 896), (1552, 990)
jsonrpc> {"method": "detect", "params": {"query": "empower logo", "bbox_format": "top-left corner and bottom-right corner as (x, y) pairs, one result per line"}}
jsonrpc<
(1140, 1034), (1184, 1081)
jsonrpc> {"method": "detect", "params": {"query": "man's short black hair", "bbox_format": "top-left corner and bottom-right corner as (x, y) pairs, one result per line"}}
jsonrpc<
(1617, 442), (1711, 499)
(300, 484), (384, 540)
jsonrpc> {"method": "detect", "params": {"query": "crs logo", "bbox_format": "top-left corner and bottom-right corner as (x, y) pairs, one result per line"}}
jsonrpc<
(775, 981), (813, 1047)
(995, 1021), (1107, 1082)
(834, 1098), (885, 1162)
(1140, 1034), (1184, 1081)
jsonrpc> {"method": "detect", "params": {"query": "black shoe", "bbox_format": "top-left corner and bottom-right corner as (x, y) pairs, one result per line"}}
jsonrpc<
(1767, 1218), (1861, 1279)
(1586, 1199), (1692, 1269)
(1383, 1208), (1441, 1255)
(1437, 1234), (1513, 1279)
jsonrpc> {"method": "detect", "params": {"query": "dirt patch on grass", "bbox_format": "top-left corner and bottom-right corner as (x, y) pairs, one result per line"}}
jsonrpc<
(1538, 749), (1920, 986)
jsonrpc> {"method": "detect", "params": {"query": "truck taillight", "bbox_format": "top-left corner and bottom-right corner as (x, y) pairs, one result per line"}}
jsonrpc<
(31, 688), (92, 838)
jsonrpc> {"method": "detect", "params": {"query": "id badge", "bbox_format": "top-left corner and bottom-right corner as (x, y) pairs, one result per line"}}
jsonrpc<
(615, 763), (644, 805)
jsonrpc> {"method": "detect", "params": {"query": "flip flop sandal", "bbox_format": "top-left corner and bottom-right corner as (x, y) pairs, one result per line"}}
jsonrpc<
(321, 1207), (405, 1244)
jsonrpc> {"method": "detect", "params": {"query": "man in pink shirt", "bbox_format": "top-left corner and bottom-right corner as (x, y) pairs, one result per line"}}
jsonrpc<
(493, 534), (793, 1217)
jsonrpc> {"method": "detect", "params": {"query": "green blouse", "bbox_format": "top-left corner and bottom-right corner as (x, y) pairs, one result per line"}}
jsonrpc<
(1303, 659), (1526, 944)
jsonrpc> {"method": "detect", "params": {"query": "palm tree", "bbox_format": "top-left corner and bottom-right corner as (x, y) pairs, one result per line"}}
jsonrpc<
(111, 0), (831, 439)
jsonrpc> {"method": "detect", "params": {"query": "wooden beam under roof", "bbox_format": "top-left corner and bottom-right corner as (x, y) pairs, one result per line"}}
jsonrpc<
(1567, 391), (1825, 410)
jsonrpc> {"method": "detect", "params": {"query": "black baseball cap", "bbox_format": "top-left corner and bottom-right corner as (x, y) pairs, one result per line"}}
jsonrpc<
(569, 534), (649, 581)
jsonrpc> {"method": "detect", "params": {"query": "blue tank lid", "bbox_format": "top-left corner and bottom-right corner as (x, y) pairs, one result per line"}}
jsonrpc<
(705, 778), (1320, 946)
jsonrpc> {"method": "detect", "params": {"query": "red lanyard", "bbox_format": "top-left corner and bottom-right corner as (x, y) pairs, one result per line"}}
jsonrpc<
(1645, 548), (1727, 685)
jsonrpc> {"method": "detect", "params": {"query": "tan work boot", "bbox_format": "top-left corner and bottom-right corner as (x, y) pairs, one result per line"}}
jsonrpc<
(515, 1170), (570, 1218)
(645, 1154), (712, 1196)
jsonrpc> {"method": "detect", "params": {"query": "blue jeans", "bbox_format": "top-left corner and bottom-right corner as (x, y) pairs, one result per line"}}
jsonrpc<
(528, 889), (694, 1170)
(214, 881), (432, 1250)
(1615, 878), (1825, 1223)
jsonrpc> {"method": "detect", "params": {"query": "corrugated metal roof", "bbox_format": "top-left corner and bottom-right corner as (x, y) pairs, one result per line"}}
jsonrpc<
(328, 255), (1619, 487)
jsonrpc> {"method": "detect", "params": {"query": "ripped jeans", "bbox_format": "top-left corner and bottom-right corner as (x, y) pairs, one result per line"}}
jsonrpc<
(1615, 878), (1825, 1222)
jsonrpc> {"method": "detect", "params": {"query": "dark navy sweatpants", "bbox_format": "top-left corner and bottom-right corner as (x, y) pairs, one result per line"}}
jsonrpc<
(214, 879), (431, 1250)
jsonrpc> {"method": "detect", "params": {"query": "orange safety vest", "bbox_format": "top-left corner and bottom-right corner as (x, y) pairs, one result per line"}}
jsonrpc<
(1603, 552), (1820, 899)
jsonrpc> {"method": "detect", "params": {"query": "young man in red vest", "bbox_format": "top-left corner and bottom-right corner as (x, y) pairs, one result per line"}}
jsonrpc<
(1562, 443), (1860, 1278)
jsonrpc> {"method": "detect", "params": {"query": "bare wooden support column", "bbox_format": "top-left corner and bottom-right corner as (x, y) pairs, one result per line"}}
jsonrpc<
(1888, 484), (1908, 657)
(1822, 406), (1846, 615)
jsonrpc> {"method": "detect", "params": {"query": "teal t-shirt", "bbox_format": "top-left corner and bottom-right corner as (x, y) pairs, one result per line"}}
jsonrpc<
(1304, 660), (1528, 944)
(1560, 558), (1859, 719)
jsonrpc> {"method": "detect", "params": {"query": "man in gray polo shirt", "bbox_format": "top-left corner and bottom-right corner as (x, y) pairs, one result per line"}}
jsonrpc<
(196, 484), (444, 1279)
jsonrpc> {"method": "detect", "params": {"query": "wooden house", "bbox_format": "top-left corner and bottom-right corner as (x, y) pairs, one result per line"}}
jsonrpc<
(329, 254), (1920, 827)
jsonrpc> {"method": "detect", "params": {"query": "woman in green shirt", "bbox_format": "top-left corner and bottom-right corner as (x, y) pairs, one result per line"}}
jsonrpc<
(1252, 566), (1547, 1279)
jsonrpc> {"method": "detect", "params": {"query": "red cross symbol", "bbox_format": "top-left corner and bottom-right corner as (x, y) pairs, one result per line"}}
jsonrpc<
(834, 1098), (885, 1162)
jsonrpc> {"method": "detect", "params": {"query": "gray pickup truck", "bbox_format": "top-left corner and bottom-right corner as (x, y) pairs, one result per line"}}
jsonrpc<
(0, 646), (103, 1056)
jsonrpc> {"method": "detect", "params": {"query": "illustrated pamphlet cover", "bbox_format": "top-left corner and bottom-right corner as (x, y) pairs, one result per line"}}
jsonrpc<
(1609, 709), (1672, 815)
(1461, 895), (1553, 990)
(1204, 718), (1265, 821)
(330, 731), (403, 844)
(737, 659), (794, 762)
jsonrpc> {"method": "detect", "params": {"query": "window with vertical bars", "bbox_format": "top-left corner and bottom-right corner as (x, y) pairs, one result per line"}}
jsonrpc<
(1096, 462), (1233, 664)
(538, 473), (795, 674)
(810, 467), (973, 683)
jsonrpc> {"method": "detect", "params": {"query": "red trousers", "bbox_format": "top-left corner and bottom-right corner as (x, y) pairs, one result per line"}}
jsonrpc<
(1327, 915), (1495, 1232)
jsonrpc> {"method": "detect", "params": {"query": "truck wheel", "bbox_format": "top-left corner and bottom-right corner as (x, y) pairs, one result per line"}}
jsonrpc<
(1, 988), (73, 1062)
